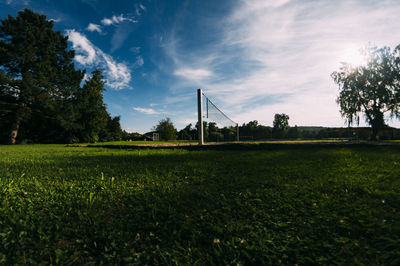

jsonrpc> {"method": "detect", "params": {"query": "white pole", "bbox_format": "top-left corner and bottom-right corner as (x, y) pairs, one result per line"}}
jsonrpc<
(197, 89), (204, 145)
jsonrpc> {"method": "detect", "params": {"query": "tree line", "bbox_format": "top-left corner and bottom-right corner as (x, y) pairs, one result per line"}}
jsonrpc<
(0, 9), (122, 144)
(152, 115), (400, 142)
(149, 114), (319, 141)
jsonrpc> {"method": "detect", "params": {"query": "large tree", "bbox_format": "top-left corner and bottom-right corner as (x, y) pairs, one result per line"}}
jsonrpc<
(0, 9), (84, 144)
(154, 118), (177, 141)
(273, 113), (289, 138)
(332, 46), (400, 140)
(74, 69), (109, 143)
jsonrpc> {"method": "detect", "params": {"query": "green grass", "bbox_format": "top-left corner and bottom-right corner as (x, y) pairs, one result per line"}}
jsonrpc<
(258, 139), (348, 143)
(74, 139), (347, 146)
(1, 144), (399, 264)
(85, 140), (198, 145)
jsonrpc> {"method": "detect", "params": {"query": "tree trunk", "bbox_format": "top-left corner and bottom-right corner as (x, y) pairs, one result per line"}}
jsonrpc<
(9, 118), (20, 144)
(370, 126), (378, 141)
(8, 103), (27, 145)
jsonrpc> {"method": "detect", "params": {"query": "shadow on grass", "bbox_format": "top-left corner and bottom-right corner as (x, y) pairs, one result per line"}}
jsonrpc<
(2, 146), (400, 264)
(86, 140), (400, 152)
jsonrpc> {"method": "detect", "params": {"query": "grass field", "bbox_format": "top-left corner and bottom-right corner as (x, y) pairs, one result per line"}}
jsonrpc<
(80, 139), (348, 146)
(88, 140), (198, 145)
(1, 144), (400, 264)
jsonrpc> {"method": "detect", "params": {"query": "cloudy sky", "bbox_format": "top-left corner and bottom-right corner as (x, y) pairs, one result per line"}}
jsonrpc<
(2, 0), (400, 133)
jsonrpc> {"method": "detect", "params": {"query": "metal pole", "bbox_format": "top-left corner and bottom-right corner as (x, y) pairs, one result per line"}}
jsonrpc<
(206, 98), (208, 118)
(197, 89), (204, 145)
(236, 123), (239, 141)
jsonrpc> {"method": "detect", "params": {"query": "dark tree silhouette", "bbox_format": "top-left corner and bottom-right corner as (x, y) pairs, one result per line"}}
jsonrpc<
(0, 9), (84, 144)
(332, 45), (400, 140)
(273, 113), (289, 138)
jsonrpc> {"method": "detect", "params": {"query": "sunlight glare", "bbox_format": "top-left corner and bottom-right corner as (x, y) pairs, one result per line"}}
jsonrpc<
(338, 44), (366, 67)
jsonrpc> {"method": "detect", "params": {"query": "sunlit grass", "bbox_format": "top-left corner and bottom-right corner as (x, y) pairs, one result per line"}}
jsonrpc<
(0, 144), (399, 264)
(80, 140), (198, 145)
(75, 139), (348, 146)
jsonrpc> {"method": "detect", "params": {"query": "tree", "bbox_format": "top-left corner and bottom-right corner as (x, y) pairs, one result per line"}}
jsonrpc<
(332, 45), (400, 140)
(154, 117), (177, 141)
(100, 115), (123, 141)
(256, 125), (272, 140)
(195, 121), (209, 141)
(0, 9), (84, 144)
(221, 127), (236, 141)
(207, 122), (224, 142)
(178, 123), (196, 140)
(273, 113), (289, 138)
(286, 125), (300, 139)
(239, 120), (259, 140)
(74, 69), (109, 143)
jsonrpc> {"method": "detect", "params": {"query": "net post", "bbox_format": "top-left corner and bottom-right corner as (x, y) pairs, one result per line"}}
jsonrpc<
(236, 123), (239, 141)
(197, 89), (204, 145)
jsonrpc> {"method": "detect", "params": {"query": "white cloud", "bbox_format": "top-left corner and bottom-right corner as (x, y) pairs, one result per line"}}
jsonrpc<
(83, 73), (91, 82)
(100, 52), (131, 90)
(66, 29), (98, 65)
(219, 0), (400, 126)
(135, 3), (147, 16)
(174, 68), (213, 81)
(133, 107), (159, 115)
(65, 29), (131, 90)
(162, 0), (400, 128)
(87, 23), (101, 33)
(135, 56), (144, 67)
(101, 18), (113, 26)
(101, 14), (137, 26)
(49, 18), (61, 23)
(125, 128), (137, 133)
(6, 0), (30, 5)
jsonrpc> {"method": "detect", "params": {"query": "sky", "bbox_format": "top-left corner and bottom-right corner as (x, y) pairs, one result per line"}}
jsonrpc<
(2, 0), (400, 133)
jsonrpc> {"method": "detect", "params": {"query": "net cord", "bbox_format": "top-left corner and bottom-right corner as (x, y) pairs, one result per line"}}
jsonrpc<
(203, 93), (237, 126)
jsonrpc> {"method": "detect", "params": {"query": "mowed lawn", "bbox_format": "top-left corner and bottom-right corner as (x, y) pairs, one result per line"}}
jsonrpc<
(0, 144), (399, 264)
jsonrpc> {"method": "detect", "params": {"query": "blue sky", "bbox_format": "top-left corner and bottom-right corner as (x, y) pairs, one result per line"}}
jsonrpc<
(2, 0), (400, 133)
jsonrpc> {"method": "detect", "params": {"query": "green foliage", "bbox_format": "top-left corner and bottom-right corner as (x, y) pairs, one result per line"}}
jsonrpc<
(286, 125), (300, 138)
(0, 144), (399, 264)
(184, 121), (237, 142)
(154, 117), (177, 141)
(332, 45), (400, 140)
(193, 121), (209, 141)
(207, 122), (224, 141)
(0, 9), (84, 144)
(273, 114), (290, 138)
(0, 10), (122, 144)
(74, 69), (110, 143)
(240, 120), (272, 140)
(178, 123), (196, 140)
(220, 126), (237, 141)
(121, 131), (143, 141)
(104, 116), (123, 141)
